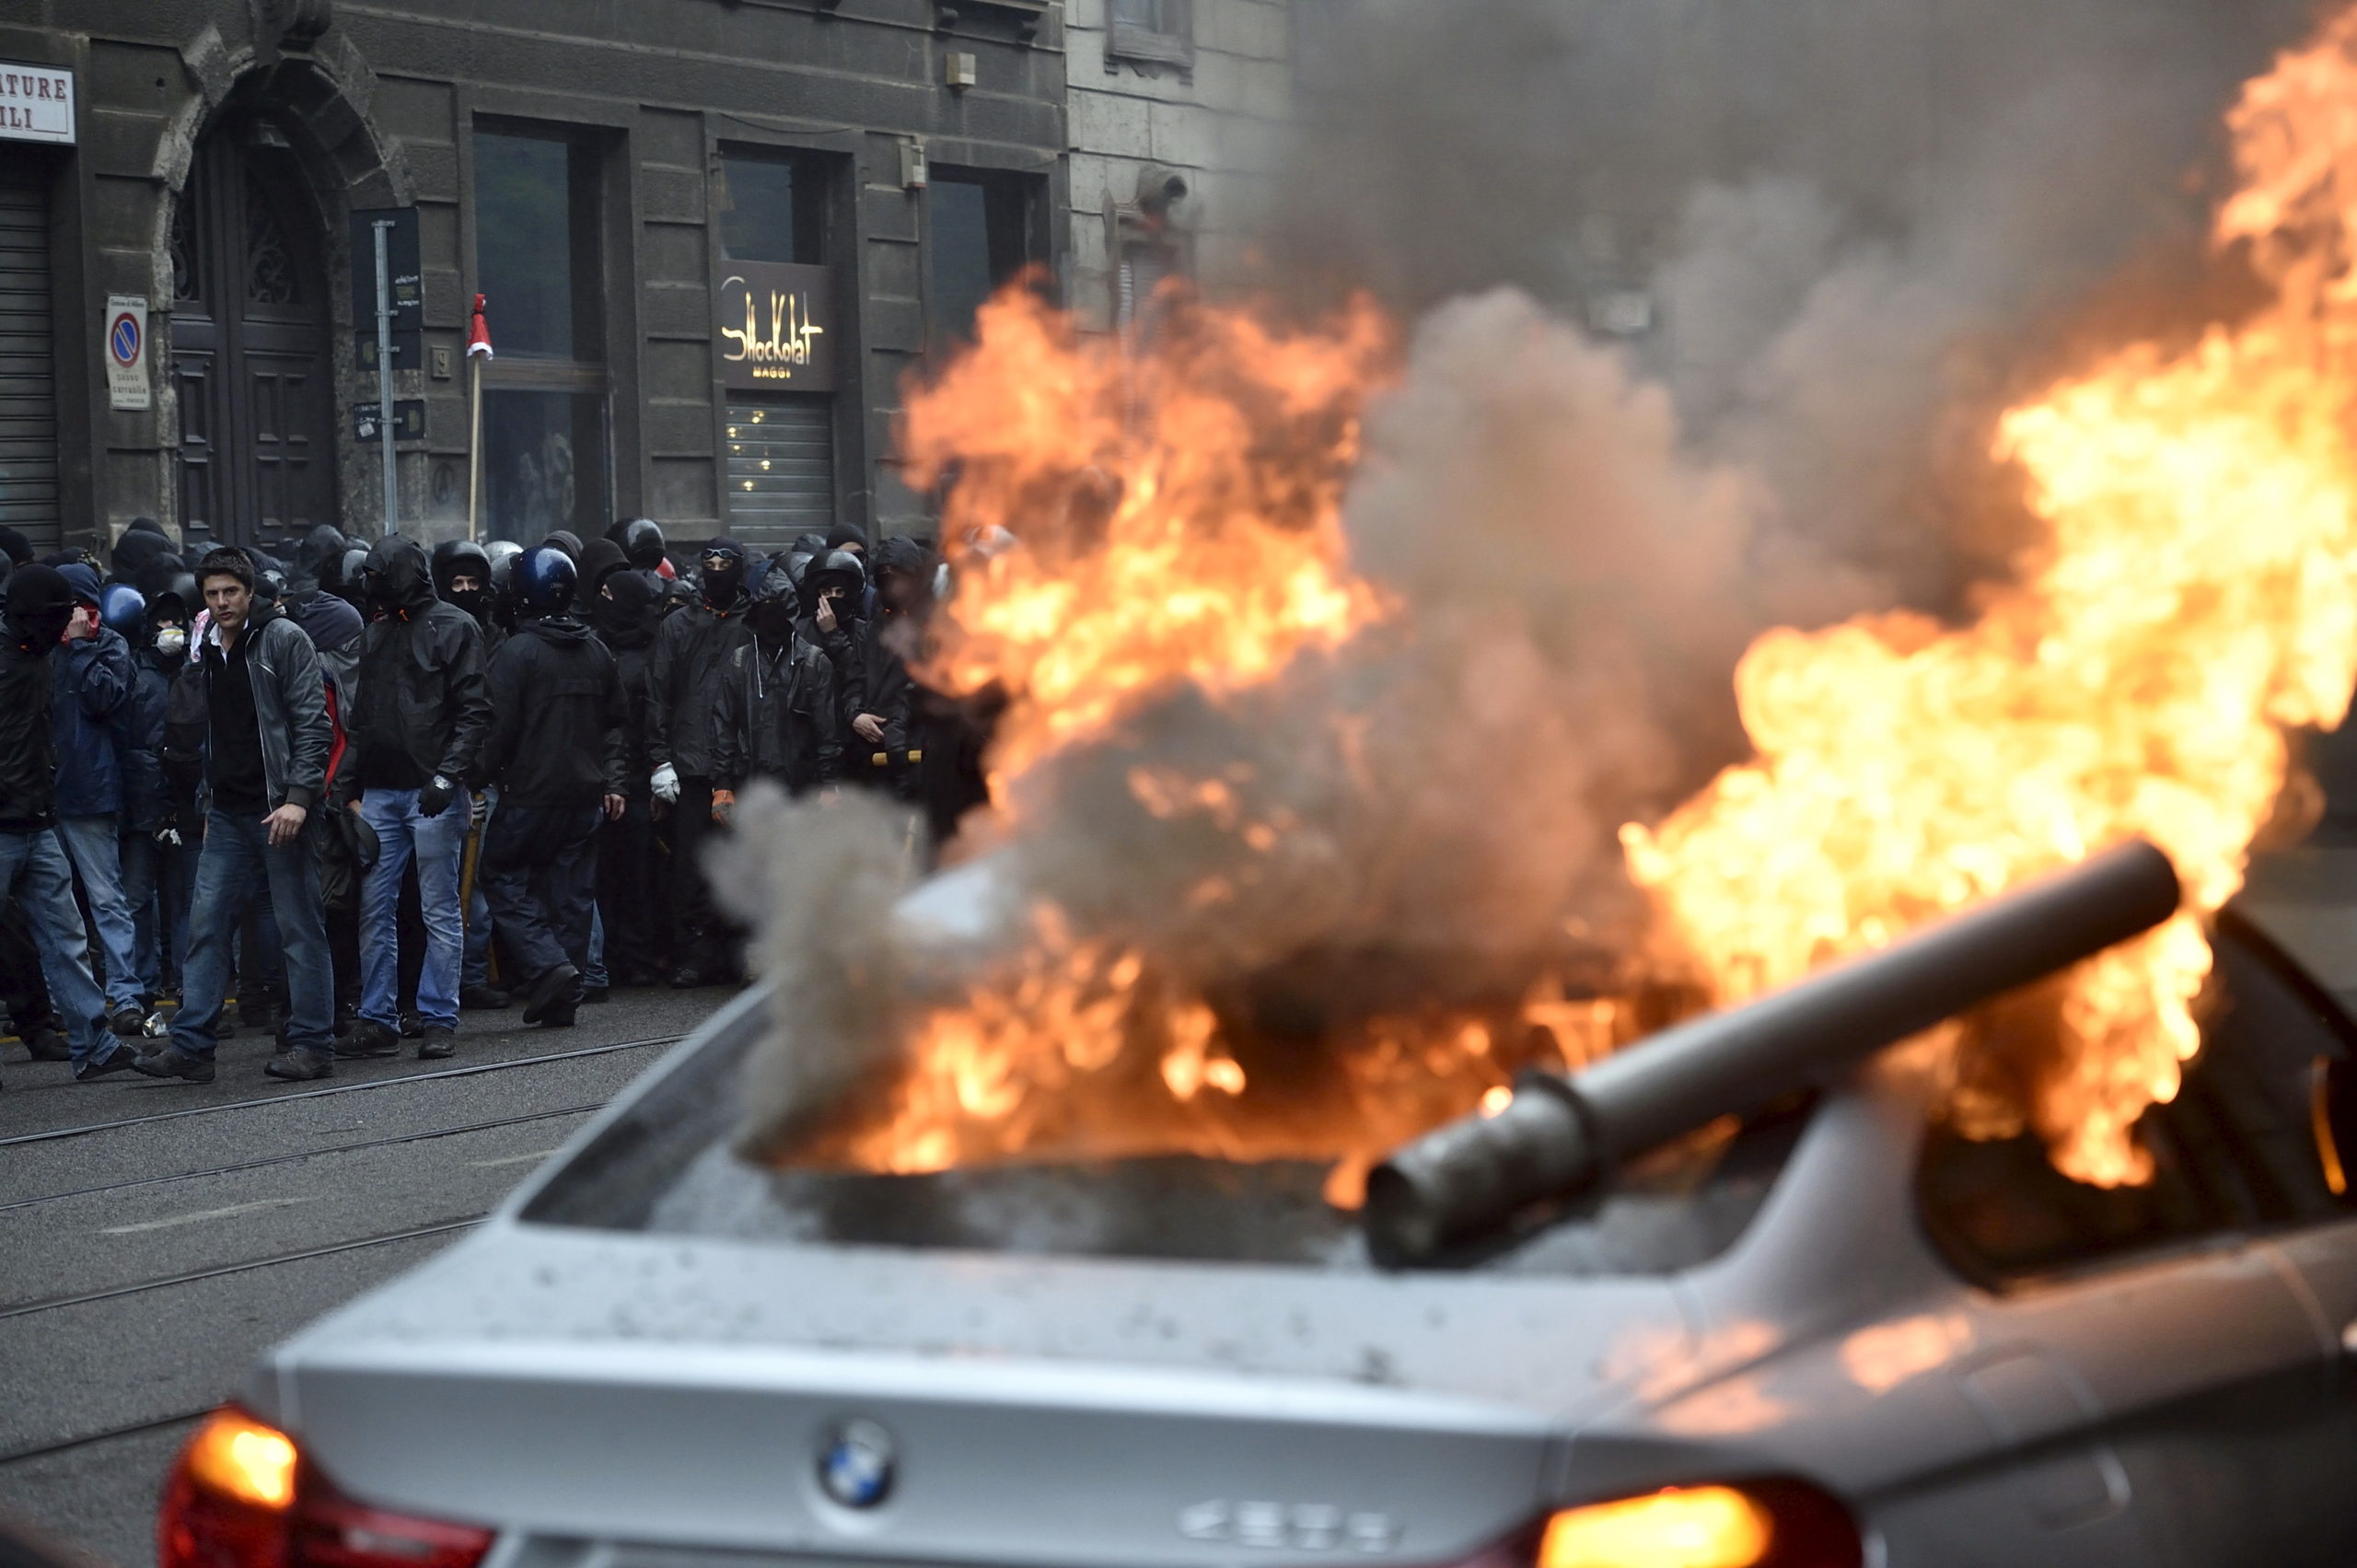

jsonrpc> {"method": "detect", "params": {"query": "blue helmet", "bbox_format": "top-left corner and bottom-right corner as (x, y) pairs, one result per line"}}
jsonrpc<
(516, 544), (578, 619)
(98, 582), (146, 642)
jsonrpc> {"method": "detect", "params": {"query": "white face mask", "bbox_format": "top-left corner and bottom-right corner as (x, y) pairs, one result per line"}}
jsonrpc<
(155, 626), (189, 659)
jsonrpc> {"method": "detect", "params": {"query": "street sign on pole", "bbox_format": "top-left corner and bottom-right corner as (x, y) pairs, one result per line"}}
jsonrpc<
(374, 218), (398, 535)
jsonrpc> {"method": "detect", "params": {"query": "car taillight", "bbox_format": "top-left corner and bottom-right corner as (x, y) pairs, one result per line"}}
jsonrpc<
(1531, 1481), (1862, 1568)
(162, 1407), (495, 1568)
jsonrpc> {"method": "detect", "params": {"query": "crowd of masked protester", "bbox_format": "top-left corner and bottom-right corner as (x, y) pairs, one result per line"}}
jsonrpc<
(0, 516), (993, 1088)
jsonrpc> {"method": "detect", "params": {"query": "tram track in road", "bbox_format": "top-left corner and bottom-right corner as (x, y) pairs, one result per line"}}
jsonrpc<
(0, 1215), (488, 1323)
(0, 1032), (683, 1150)
(0, 1100), (606, 1215)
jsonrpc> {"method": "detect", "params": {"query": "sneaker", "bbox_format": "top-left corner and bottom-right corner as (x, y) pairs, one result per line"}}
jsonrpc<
(75, 1043), (146, 1081)
(667, 964), (708, 990)
(519, 963), (580, 1026)
(334, 1018), (401, 1059)
(459, 983), (512, 1011)
(418, 1026), (457, 1060)
(263, 1048), (333, 1081)
(109, 1005), (146, 1038)
(583, 986), (610, 1005)
(24, 1026), (71, 1062)
(131, 1045), (215, 1084)
(540, 995), (579, 1028)
(398, 1011), (423, 1040)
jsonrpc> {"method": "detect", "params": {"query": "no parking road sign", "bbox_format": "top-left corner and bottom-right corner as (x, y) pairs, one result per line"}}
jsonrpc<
(106, 294), (148, 412)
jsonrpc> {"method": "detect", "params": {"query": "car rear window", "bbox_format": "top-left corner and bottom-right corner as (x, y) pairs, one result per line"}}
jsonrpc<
(520, 1005), (1814, 1277)
(1919, 916), (2357, 1283)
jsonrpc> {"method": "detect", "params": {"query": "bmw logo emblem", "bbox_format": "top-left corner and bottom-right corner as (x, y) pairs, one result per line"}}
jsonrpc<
(818, 1419), (897, 1509)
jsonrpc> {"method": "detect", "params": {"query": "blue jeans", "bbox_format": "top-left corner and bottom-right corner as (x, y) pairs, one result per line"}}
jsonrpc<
(585, 903), (607, 990)
(0, 827), (110, 1064)
(359, 789), (468, 1032)
(56, 814), (143, 1011)
(171, 808), (334, 1059)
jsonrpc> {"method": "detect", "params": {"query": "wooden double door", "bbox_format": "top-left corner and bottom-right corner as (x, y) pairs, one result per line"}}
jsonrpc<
(170, 123), (337, 552)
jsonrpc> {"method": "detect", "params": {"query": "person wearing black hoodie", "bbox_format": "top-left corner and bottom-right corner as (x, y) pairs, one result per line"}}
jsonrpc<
(845, 536), (927, 798)
(646, 536), (751, 986)
(479, 547), (624, 1028)
(0, 565), (134, 1083)
(587, 568), (665, 986)
(341, 536), (490, 1061)
(712, 556), (843, 807)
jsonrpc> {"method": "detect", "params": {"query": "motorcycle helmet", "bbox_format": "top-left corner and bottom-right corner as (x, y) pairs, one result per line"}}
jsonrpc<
(515, 544), (578, 620)
(619, 517), (667, 571)
(98, 582), (147, 642)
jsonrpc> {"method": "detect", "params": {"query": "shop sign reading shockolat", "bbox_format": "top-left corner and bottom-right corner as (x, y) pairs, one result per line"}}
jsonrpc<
(714, 261), (837, 393)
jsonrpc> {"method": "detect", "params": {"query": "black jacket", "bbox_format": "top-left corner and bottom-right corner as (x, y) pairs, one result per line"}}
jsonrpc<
(347, 537), (490, 793)
(590, 583), (659, 801)
(846, 611), (914, 753)
(187, 599), (333, 813)
(480, 617), (626, 807)
(647, 593), (751, 780)
(711, 627), (842, 794)
(0, 628), (60, 830)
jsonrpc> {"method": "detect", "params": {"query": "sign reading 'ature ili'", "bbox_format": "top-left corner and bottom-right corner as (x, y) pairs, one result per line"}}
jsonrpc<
(0, 64), (74, 144)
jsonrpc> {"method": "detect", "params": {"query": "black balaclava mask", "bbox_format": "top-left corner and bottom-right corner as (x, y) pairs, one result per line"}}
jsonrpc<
(6, 564), (76, 655)
(591, 572), (656, 645)
(700, 537), (746, 612)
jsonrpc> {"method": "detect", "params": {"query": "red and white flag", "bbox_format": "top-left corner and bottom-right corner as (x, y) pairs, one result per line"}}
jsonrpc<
(467, 294), (493, 360)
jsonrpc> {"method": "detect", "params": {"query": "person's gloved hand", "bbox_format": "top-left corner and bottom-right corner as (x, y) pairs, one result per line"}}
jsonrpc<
(470, 791), (489, 830)
(651, 762), (680, 804)
(419, 775), (457, 818)
(711, 788), (737, 825)
(154, 821), (182, 849)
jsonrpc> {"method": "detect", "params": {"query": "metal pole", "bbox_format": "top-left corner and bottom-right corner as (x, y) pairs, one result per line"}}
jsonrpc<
(374, 219), (398, 537)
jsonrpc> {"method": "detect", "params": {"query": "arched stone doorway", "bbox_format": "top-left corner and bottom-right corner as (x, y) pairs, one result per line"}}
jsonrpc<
(169, 112), (337, 553)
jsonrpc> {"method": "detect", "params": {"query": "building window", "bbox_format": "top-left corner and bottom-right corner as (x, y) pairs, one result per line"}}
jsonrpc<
(1108, 0), (1193, 70)
(927, 168), (1041, 359)
(472, 123), (610, 536)
(716, 150), (830, 267)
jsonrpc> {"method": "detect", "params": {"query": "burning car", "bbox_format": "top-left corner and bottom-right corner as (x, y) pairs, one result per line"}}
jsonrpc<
(158, 839), (2357, 1568)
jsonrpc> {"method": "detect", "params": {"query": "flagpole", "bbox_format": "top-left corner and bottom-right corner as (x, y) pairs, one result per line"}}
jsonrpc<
(466, 294), (492, 542)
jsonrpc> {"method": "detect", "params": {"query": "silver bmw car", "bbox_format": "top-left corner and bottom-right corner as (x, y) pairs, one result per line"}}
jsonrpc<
(161, 845), (2357, 1568)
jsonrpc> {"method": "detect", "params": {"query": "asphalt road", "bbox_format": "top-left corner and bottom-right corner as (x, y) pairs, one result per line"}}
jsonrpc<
(0, 984), (737, 1568)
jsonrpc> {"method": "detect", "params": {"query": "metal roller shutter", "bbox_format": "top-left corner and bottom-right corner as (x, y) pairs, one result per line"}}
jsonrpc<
(725, 398), (834, 552)
(0, 167), (58, 553)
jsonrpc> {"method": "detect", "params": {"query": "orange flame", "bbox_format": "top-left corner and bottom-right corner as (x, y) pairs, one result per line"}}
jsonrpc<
(900, 286), (1392, 792)
(789, 12), (2357, 1199)
(1626, 11), (2357, 1185)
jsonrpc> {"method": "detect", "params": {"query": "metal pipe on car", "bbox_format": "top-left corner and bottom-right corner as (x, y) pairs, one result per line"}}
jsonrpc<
(1362, 839), (2184, 1265)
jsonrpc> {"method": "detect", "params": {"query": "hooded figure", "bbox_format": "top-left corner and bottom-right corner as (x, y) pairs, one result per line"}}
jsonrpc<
(645, 535), (755, 985)
(133, 552), (186, 606)
(0, 562), (125, 1076)
(2, 564), (79, 817)
(109, 520), (174, 585)
(288, 525), (348, 596)
(713, 556), (842, 802)
(477, 546), (626, 1027)
(587, 567), (663, 987)
(541, 530), (585, 563)
(577, 537), (629, 598)
(339, 533), (493, 1062)
(0, 526), (34, 568)
(844, 537), (927, 796)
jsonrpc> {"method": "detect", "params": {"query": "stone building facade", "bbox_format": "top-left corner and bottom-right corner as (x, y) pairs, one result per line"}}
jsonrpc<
(1061, 0), (1292, 334)
(0, 0), (1067, 561)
